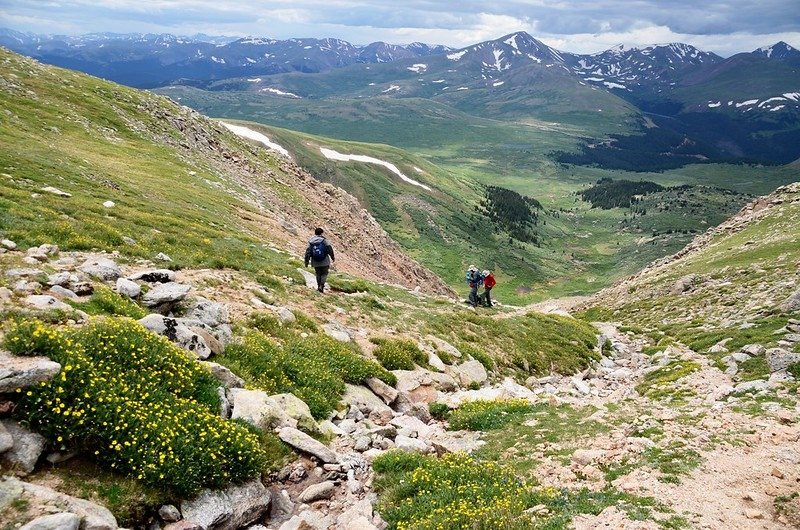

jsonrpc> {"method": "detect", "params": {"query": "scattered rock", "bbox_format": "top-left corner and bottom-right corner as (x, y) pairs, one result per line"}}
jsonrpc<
(116, 278), (141, 298)
(24, 295), (72, 312)
(342, 384), (393, 424)
(741, 344), (766, 356)
(744, 509), (765, 520)
(79, 256), (121, 281)
(0, 350), (61, 393)
(186, 297), (229, 328)
(40, 186), (71, 197)
(47, 285), (78, 301)
(1, 477), (117, 530)
(323, 322), (351, 342)
(142, 282), (191, 307)
(270, 393), (317, 433)
(572, 449), (605, 466)
(230, 389), (294, 431)
(0, 420), (46, 475)
(191, 328), (223, 356)
(272, 306), (295, 323)
(670, 275), (695, 295)
(365, 377), (398, 405)
(268, 489), (295, 523)
(430, 431), (485, 455)
(216, 480), (271, 530)
(766, 348), (800, 373)
(733, 380), (769, 393)
(394, 435), (429, 453)
(5, 268), (42, 278)
(451, 360), (488, 387)
(158, 505), (182, 523)
(277, 427), (338, 464)
(0, 422), (13, 453)
(202, 362), (244, 388)
(180, 489), (232, 530)
(138, 315), (211, 359)
(1, 239), (16, 250)
(298, 481), (335, 503)
(19, 513), (81, 530)
(782, 287), (800, 312)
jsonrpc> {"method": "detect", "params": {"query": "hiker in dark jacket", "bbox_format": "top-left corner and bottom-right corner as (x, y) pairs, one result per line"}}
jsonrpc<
(304, 227), (335, 293)
(466, 265), (483, 307)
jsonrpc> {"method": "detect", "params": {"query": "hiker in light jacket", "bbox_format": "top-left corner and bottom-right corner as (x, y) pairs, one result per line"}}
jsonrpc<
(481, 270), (496, 307)
(304, 227), (335, 293)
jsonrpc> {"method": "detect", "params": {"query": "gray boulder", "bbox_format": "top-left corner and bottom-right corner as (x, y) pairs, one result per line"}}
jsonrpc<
(79, 257), (121, 281)
(451, 360), (488, 387)
(158, 505), (182, 524)
(298, 481), (335, 503)
(5, 268), (42, 278)
(46, 272), (71, 287)
(48, 286), (79, 301)
(323, 322), (351, 342)
(670, 275), (695, 295)
(0, 420), (46, 475)
(365, 377), (398, 405)
(430, 431), (486, 456)
(230, 389), (295, 430)
(1, 477), (117, 530)
(24, 295), (72, 312)
(186, 297), (229, 328)
(202, 362), (244, 388)
(115, 278), (141, 299)
(20, 513), (81, 530)
(394, 435), (429, 453)
(181, 489), (232, 530)
(142, 282), (191, 307)
(0, 350), (61, 393)
(270, 393), (317, 433)
(139, 314), (211, 359)
(766, 348), (800, 373)
(342, 384), (393, 424)
(216, 480), (271, 530)
(0, 421), (13, 453)
(277, 427), (338, 463)
(1, 239), (16, 250)
(782, 288), (800, 312)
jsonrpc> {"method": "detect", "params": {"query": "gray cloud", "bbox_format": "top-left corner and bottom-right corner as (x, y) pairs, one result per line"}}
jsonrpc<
(1, 0), (798, 55)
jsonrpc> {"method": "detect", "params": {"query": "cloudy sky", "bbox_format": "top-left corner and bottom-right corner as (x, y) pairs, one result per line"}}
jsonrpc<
(2, 0), (799, 56)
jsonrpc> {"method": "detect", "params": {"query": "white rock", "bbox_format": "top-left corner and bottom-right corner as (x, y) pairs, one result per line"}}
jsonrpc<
(277, 427), (338, 463)
(115, 278), (141, 299)
(390, 415), (434, 439)
(48, 286), (79, 301)
(180, 489), (232, 530)
(103, 201), (115, 208)
(1, 421), (46, 475)
(270, 393), (317, 433)
(430, 431), (486, 455)
(230, 389), (295, 430)
(428, 352), (447, 372)
(186, 297), (229, 327)
(142, 282), (191, 307)
(365, 377), (398, 405)
(79, 256), (121, 281)
(202, 362), (245, 388)
(156, 252), (173, 262)
(451, 360), (488, 387)
(323, 322), (351, 342)
(1, 239), (16, 250)
(20, 513), (81, 530)
(40, 186), (71, 197)
(46, 272), (71, 287)
(24, 295), (72, 312)
(342, 384), (393, 424)
(394, 435), (429, 453)
(0, 350), (61, 393)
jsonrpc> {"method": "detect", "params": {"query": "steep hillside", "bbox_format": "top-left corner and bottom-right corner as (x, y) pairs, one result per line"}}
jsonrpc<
(0, 47), (449, 295)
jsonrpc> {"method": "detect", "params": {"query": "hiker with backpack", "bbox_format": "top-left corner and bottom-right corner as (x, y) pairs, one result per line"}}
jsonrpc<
(465, 265), (484, 307)
(304, 227), (335, 293)
(481, 270), (496, 307)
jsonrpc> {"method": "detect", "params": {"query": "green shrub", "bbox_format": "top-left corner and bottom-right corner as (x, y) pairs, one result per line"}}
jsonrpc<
(635, 360), (701, 398)
(428, 402), (451, 421)
(788, 362), (800, 379)
(459, 344), (495, 372)
(244, 310), (319, 341)
(435, 349), (454, 365)
(373, 451), (533, 530)
(447, 399), (535, 431)
(218, 331), (394, 419)
(9, 318), (265, 496)
(68, 285), (147, 319)
(372, 338), (427, 371)
(328, 277), (372, 294)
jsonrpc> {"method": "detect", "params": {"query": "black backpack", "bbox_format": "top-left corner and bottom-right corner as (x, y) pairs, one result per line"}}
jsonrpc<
(310, 240), (327, 261)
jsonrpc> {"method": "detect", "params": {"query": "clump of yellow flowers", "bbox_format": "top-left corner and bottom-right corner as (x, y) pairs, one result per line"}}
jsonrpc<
(7, 318), (266, 496)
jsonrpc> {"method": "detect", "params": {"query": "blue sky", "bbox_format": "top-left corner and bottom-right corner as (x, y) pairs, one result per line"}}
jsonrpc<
(1, 0), (799, 56)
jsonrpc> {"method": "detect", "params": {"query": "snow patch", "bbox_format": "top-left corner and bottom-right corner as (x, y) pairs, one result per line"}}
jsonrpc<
(492, 81), (505, 87)
(211, 56), (225, 64)
(407, 64), (427, 73)
(584, 77), (604, 82)
(457, 87), (469, 91)
(735, 99), (759, 108)
(447, 50), (467, 61)
(708, 101), (722, 108)
(783, 92), (800, 101)
(247, 78), (262, 83)
(603, 81), (626, 89)
(432, 79), (446, 83)
(221, 122), (290, 158)
(319, 148), (432, 191)
(382, 85), (401, 93)
(770, 105), (785, 111)
(260, 87), (301, 98)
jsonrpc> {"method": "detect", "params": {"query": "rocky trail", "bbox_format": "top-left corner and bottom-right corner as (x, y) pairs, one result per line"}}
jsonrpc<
(1, 243), (798, 530)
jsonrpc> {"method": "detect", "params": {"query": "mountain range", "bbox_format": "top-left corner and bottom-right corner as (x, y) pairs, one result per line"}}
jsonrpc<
(3, 27), (799, 168)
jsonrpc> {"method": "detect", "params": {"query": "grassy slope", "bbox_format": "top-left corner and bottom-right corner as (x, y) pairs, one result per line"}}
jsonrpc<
(582, 184), (800, 375)
(0, 49), (303, 279)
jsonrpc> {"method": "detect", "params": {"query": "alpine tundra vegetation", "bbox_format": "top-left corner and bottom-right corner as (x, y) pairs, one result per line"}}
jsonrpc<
(0, 13), (799, 530)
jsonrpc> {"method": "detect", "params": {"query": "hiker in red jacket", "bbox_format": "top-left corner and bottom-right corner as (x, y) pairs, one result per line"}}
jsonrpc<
(481, 270), (496, 307)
